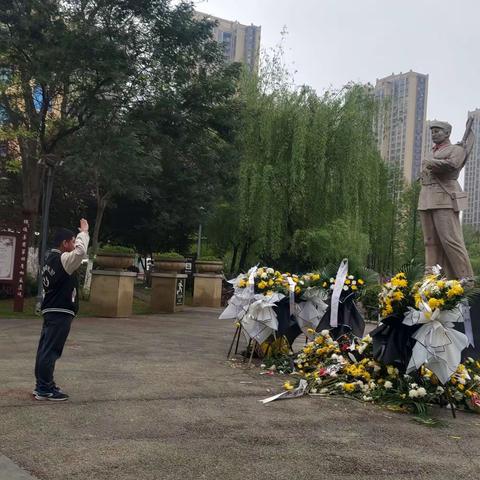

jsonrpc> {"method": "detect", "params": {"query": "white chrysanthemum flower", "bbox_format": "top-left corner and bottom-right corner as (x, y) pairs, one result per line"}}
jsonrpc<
(266, 268), (274, 274)
(348, 275), (354, 280)
(408, 389), (418, 398)
(352, 280), (357, 285)
(329, 277), (335, 283)
(343, 285), (349, 291)
(416, 387), (427, 398)
(454, 391), (464, 401)
(321, 330), (330, 336)
(384, 381), (393, 389)
(474, 375), (480, 383)
(410, 383), (418, 389)
(436, 386), (445, 395)
(387, 366), (399, 376)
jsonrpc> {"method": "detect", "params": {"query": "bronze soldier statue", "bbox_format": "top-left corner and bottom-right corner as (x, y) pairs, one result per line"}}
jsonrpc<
(418, 119), (474, 280)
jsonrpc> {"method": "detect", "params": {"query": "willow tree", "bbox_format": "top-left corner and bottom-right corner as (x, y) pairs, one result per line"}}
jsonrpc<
(234, 61), (393, 272)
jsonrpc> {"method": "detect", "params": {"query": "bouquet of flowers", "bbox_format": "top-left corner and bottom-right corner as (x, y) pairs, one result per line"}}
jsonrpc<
(403, 270), (471, 384)
(378, 272), (412, 318)
(411, 275), (465, 317)
(316, 263), (371, 339)
(321, 273), (365, 294)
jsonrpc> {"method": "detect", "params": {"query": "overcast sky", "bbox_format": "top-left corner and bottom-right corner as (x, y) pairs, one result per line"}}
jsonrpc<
(195, 0), (480, 143)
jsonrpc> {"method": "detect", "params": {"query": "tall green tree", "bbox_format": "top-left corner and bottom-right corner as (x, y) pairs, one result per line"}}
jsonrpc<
(234, 65), (391, 271)
(0, 0), (228, 229)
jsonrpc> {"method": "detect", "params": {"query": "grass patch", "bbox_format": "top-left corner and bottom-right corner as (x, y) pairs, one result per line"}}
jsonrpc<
(0, 295), (152, 319)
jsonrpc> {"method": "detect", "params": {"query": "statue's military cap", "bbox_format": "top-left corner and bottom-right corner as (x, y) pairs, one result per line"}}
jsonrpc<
(430, 120), (452, 134)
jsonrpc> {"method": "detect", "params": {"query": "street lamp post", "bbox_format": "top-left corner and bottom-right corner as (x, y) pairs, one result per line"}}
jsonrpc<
(196, 206), (206, 259)
(35, 156), (57, 314)
(196, 223), (202, 259)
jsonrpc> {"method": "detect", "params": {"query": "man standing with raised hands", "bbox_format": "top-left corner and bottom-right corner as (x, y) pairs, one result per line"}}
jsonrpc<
(34, 218), (90, 401)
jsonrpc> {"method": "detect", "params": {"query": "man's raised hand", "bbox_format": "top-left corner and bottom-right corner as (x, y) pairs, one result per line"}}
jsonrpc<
(79, 218), (89, 233)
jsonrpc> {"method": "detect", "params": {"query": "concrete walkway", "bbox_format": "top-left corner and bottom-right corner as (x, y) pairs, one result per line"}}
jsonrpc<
(1, 308), (480, 480)
(0, 455), (38, 480)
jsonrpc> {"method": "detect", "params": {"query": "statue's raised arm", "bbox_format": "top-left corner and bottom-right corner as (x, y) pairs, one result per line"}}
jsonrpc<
(460, 116), (475, 161)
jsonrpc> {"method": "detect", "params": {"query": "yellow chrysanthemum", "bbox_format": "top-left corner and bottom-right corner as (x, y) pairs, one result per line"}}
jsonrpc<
(447, 284), (464, 298)
(428, 297), (444, 310)
(392, 290), (404, 301)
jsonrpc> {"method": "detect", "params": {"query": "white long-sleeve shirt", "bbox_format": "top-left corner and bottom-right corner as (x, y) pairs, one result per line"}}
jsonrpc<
(60, 231), (90, 275)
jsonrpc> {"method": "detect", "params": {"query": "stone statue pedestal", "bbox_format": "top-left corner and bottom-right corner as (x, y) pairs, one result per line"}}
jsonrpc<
(193, 273), (223, 308)
(90, 270), (136, 317)
(151, 273), (187, 313)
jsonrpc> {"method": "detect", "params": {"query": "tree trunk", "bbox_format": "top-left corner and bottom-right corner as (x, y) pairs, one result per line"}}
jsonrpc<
(229, 243), (239, 275)
(19, 138), (42, 241)
(238, 240), (250, 272)
(91, 195), (109, 255)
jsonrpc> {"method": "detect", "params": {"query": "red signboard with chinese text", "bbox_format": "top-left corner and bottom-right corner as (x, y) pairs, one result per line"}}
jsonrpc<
(0, 217), (31, 312)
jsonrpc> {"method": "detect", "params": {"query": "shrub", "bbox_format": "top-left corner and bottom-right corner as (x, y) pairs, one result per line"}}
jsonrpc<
(153, 251), (185, 260)
(197, 256), (222, 262)
(97, 245), (136, 255)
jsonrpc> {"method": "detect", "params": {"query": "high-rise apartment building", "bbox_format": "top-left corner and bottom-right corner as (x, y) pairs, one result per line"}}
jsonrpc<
(195, 12), (261, 73)
(422, 120), (433, 165)
(374, 71), (429, 183)
(463, 109), (480, 229)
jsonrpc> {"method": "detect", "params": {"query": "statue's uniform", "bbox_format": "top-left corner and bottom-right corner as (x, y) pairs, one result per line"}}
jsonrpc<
(418, 140), (473, 279)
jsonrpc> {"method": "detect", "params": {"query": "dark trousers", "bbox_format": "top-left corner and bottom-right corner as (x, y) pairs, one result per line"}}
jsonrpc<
(34, 312), (74, 392)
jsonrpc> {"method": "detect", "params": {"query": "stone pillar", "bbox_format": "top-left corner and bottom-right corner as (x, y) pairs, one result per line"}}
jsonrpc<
(90, 270), (136, 317)
(151, 273), (187, 313)
(193, 273), (223, 308)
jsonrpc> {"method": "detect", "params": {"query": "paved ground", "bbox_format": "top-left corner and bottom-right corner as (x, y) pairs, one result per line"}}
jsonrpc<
(1, 308), (480, 480)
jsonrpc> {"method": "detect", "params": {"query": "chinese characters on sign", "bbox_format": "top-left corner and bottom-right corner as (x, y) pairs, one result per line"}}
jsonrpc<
(14, 218), (31, 311)
(0, 218), (31, 312)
